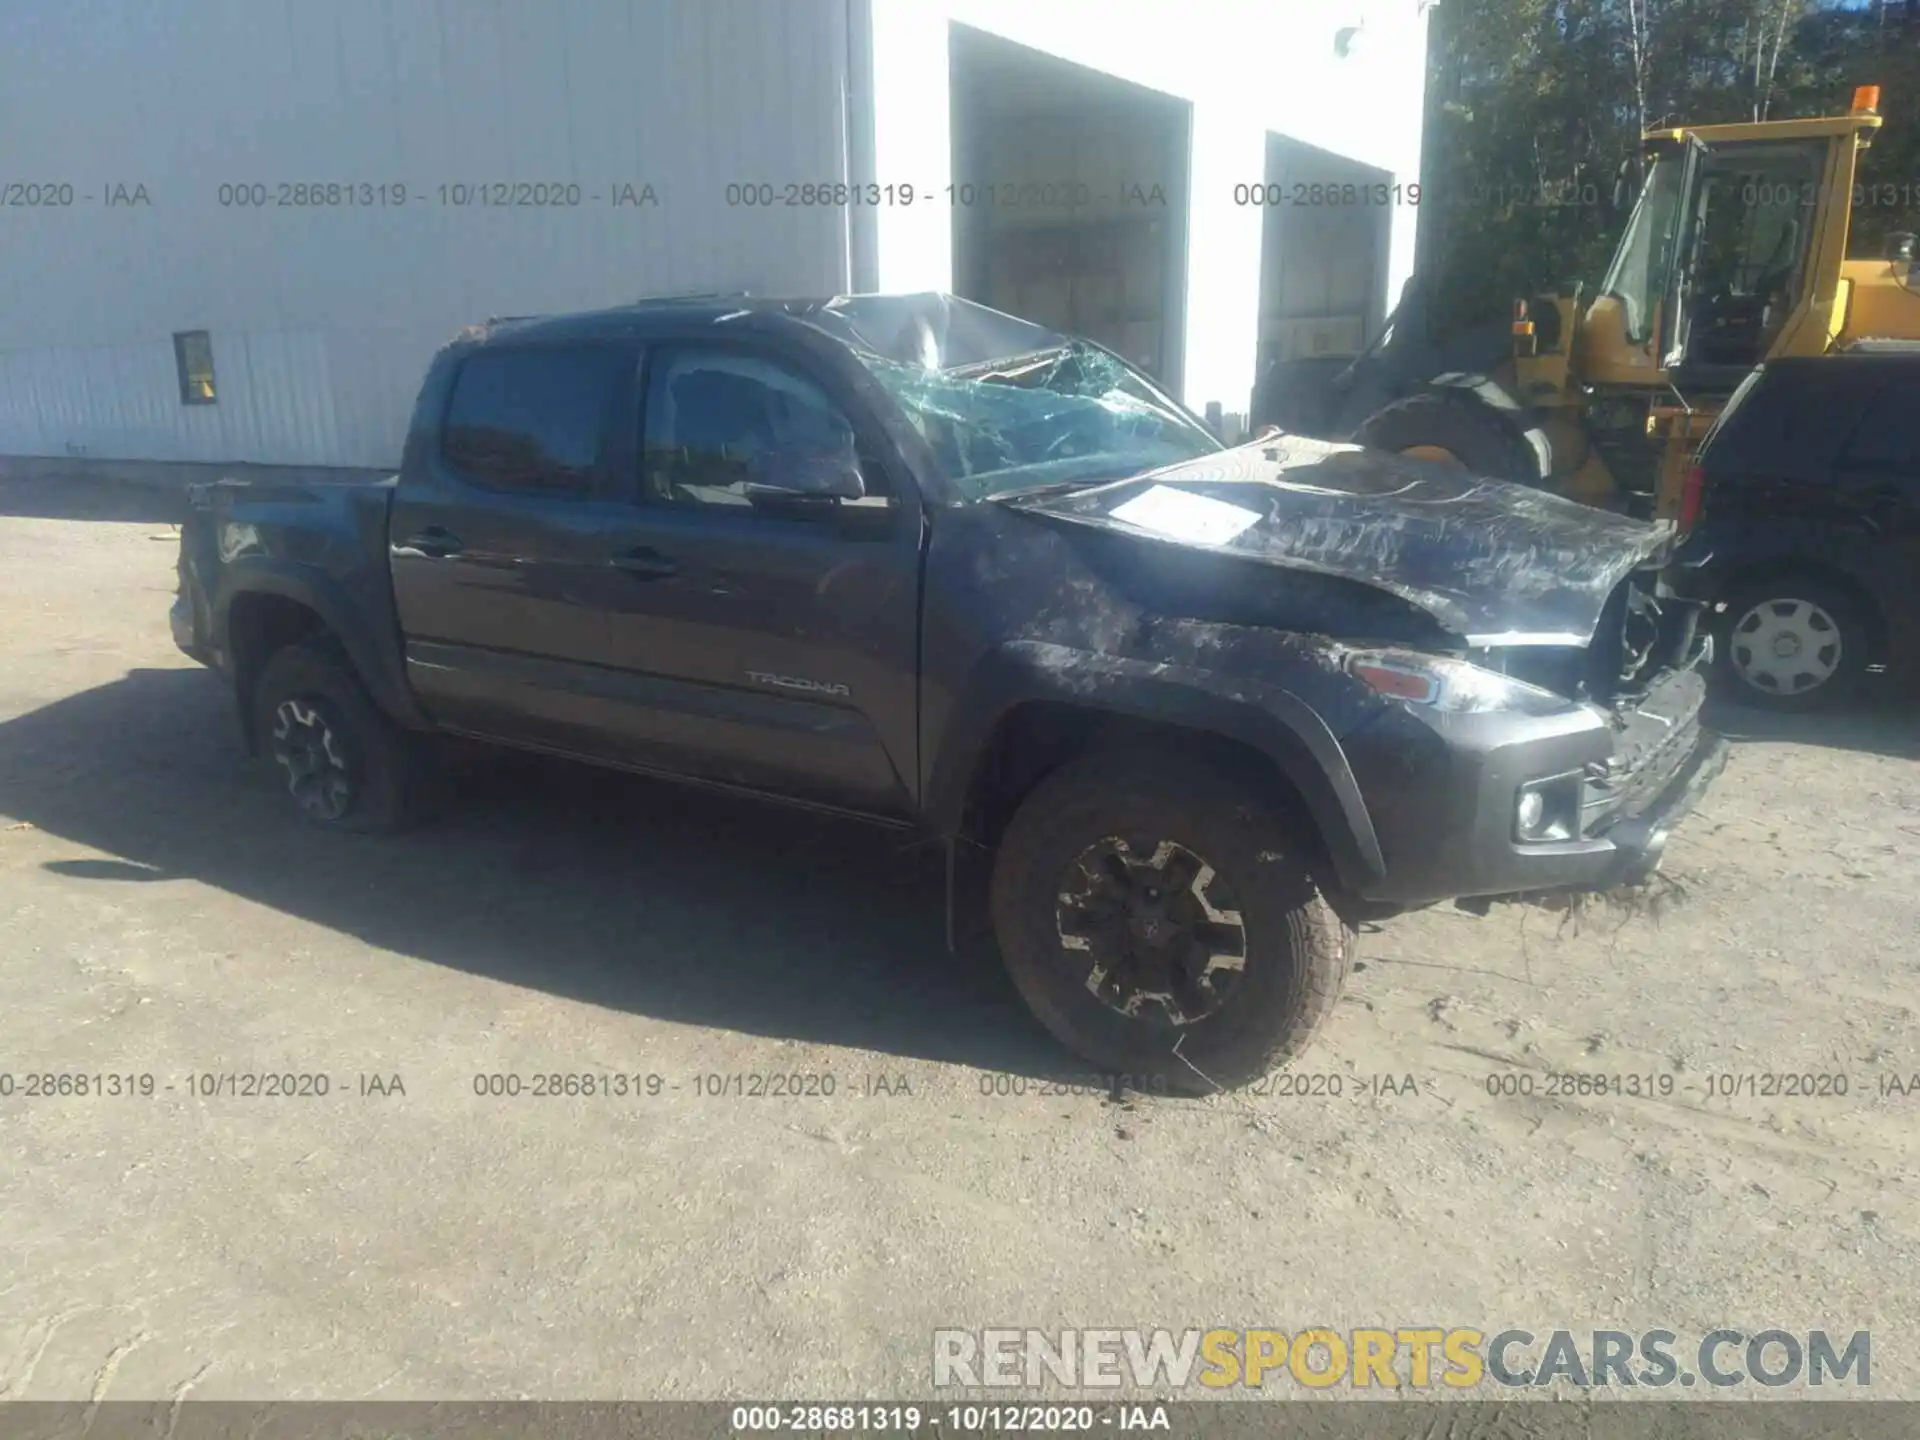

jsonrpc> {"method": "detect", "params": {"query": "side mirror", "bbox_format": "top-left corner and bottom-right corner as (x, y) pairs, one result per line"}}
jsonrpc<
(1888, 231), (1918, 264)
(743, 448), (867, 509)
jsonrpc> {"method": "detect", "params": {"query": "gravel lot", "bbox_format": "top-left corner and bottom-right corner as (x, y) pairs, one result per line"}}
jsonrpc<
(2, 475), (1916, 1402)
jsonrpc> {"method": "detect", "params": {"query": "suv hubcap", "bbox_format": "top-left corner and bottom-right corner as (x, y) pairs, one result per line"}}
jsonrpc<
(1055, 837), (1248, 1026)
(271, 698), (355, 821)
(1730, 598), (1841, 696)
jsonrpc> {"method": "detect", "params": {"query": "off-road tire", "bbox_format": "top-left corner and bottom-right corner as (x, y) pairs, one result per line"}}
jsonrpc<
(989, 749), (1355, 1095)
(1351, 390), (1539, 483)
(1711, 575), (1870, 713)
(251, 639), (437, 833)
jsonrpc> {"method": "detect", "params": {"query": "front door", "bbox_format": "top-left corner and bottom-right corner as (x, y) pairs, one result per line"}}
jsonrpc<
(589, 339), (924, 818)
(1659, 135), (1714, 372)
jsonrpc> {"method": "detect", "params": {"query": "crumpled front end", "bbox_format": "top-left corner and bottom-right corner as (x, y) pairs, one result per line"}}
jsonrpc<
(1009, 434), (1681, 648)
(1337, 559), (1727, 909)
(988, 432), (1728, 908)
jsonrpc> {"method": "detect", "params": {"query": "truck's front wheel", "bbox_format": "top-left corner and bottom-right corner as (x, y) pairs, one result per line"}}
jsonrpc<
(1350, 389), (1539, 482)
(252, 639), (433, 834)
(990, 750), (1354, 1095)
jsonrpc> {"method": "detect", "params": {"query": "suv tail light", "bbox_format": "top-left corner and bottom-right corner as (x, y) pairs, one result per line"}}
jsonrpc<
(1677, 464), (1706, 532)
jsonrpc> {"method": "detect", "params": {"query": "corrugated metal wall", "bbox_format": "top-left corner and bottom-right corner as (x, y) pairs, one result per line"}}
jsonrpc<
(1259, 136), (1395, 363)
(0, 0), (856, 468)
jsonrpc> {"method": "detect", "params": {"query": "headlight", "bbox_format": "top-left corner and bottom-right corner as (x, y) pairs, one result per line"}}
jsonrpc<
(1345, 649), (1578, 716)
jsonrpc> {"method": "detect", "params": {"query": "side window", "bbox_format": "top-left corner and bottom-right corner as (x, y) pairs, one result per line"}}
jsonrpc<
(441, 345), (631, 497)
(1771, 383), (1866, 477)
(1839, 391), (1919, 471)
(641, 346), (880, 510)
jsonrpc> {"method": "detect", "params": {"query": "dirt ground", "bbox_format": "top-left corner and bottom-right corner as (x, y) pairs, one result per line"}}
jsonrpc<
(1, 475), (1916, 1402)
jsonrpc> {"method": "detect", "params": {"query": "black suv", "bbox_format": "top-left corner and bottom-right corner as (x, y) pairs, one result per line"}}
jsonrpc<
(172, 293), (1727, 1091)
(1678, 350), (1920, 709)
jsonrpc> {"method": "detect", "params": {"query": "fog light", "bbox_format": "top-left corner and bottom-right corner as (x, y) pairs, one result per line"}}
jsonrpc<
(1514, 774), (1582, 843)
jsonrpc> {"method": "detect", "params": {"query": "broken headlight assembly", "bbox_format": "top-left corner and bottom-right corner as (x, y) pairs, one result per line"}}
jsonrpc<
(1345, 650), (1579, 717)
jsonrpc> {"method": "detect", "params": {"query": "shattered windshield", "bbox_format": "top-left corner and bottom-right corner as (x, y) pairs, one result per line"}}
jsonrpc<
(798, 293), (1223, 500)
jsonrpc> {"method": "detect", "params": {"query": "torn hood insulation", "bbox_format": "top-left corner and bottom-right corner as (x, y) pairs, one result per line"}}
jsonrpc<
(1002, 436), (1677, 647)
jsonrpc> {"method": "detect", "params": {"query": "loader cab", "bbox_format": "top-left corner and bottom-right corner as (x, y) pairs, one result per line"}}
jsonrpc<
(1596, 135), (1828, 386)
(1658, 137), (1827, 378)
(1591, 88), (1892, 397)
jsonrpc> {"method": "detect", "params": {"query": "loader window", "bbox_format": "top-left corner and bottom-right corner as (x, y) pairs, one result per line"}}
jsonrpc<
(1683, 143), (1824, 367)
(1600, 156), (1684, 343)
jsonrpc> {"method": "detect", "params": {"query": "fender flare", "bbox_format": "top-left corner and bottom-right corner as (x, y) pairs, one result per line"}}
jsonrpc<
(923, 643), (1386, 893)
(213, 560), (427, 737)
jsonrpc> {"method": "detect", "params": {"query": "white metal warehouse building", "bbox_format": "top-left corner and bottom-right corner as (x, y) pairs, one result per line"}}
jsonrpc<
(0, 0), (1432, 473)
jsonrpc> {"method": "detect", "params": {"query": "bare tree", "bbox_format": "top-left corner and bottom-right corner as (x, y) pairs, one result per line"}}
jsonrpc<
(1624, 0), (1650, 140)
(1754, 0), (1799, 121)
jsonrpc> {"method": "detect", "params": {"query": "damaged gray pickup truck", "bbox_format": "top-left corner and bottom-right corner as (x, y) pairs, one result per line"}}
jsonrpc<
(172, 292), (1728, 1093)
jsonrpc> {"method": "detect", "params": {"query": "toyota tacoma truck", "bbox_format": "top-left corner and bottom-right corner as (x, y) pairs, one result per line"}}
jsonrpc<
(171, 292), (1729, 1093)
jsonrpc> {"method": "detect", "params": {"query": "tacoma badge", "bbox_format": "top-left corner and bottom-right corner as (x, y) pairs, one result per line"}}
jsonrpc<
(746, 670), (851, 698)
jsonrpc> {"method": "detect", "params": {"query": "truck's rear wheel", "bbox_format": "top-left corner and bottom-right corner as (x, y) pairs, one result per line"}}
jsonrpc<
(989, 750), (1354, 1095)
(1713, 576), (1869, 712)
(1351, 390), (1538, 483)
(252, 639), (434, 833)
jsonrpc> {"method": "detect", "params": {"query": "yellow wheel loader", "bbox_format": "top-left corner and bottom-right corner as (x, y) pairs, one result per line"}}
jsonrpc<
(1256, 86), (1920, 525)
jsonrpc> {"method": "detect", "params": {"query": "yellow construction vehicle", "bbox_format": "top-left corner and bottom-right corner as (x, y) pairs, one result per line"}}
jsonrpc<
(1262, 86), (1920, 524)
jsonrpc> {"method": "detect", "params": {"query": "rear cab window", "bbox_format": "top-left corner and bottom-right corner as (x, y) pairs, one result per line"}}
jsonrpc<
(441, 343), (635, 497)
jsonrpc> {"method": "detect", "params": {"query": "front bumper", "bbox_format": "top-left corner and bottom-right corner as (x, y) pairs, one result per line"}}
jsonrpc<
(1343, 668), (1727, 906)
(1594, 727), (1729, 887)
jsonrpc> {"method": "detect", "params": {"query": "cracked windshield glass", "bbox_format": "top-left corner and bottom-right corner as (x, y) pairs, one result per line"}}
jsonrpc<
(856, 340), (1223, 499)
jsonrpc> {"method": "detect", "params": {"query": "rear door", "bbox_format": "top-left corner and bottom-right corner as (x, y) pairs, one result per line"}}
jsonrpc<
(388, 339), (643, 753)
(589, 337), (924, 818)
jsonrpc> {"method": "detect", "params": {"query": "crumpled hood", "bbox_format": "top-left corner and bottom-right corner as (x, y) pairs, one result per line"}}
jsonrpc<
(1002, 434), (1675, 646)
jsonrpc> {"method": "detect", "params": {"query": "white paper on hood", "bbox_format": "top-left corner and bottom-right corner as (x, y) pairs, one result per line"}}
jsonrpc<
(1109, 484), (1262, 546)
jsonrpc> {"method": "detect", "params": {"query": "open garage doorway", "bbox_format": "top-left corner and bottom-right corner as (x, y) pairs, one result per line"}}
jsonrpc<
(1252, 135), (1395, 436)
(948, 26), (1192, 392)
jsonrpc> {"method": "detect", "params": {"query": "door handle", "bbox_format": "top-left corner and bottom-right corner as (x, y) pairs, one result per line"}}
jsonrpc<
(609, 547), (678, 580)
(393, 526), (463, 559)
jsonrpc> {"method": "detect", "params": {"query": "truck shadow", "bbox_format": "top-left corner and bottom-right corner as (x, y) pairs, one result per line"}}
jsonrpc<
(1706, 688), (1920, 762)
(0, 666), (1072, 1080)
